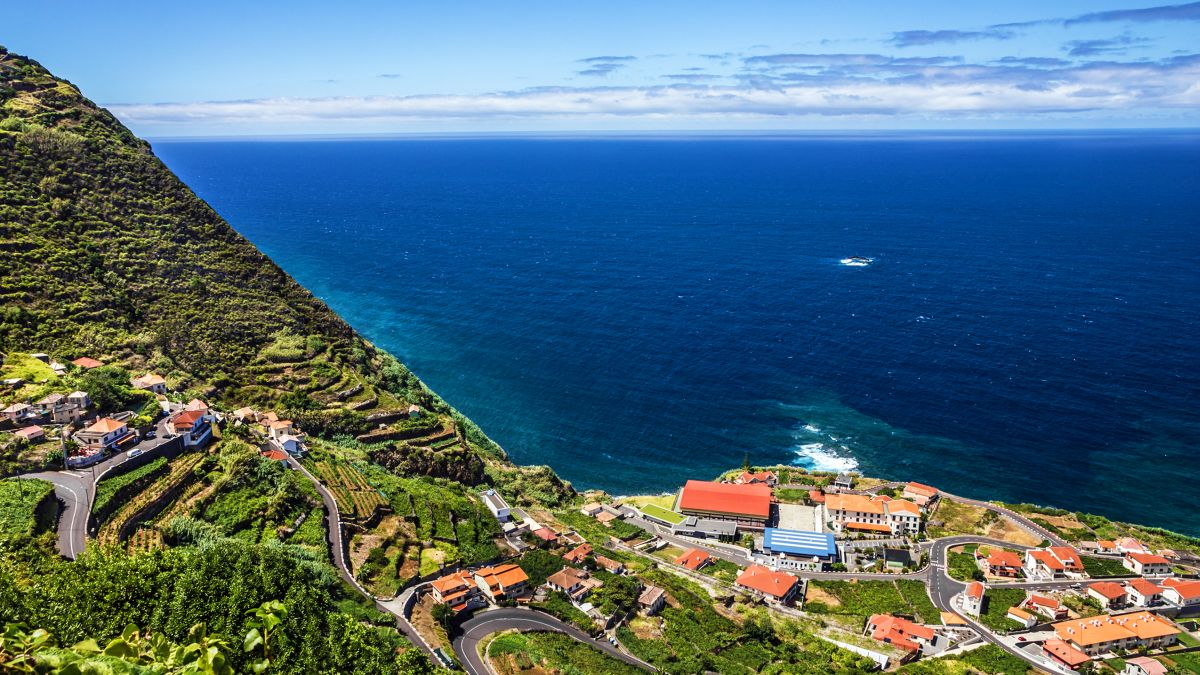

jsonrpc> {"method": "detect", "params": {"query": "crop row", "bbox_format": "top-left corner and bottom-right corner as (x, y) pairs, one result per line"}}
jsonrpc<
(97, 453), (207, 547)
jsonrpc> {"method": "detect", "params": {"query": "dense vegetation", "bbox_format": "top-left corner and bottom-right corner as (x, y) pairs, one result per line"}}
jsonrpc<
(487, 631), (643, 675)
(0, 478), (55, 550)
(805, 580), (940, 624)
(0, 543), (427, 674)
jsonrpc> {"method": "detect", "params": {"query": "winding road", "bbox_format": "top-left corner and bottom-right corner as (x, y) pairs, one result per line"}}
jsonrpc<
(452, 608), (651, 675)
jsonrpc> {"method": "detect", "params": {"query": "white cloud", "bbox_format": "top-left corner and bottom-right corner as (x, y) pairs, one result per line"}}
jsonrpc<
(108, 56), (1200, 133)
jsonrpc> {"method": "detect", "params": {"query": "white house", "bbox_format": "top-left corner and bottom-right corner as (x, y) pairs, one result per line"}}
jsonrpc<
(1161, 579), (1200, 608)
(1126, 578), (1163, 607)
(67, 391), (91, 409)
(74, 417), (133, 451)
(1006, 606), (1037, 629)
(1, 403), (35, 423)
(1124, 553), (1172, 577)
(130, 373), (168, 395)
(961, 581), (984, 617)
(272, 434), (304, 455)
(824, 493), (921, 536)
(481, 489), (510, 522)
(168, 409), (213, 449)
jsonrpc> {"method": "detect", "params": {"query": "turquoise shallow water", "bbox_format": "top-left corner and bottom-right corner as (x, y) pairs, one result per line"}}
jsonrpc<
(155, 133), (1200, 535)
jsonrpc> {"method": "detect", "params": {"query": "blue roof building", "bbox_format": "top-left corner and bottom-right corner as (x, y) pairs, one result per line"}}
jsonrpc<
(763, 528), (837, 559)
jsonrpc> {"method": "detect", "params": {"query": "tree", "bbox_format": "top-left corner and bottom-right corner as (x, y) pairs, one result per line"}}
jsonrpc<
(78, 365), (143, 413)
(430, 603), (454, 633)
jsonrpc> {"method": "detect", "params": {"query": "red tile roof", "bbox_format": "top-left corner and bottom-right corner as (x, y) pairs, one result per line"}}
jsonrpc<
(1027, 594), (1061, 610)
(904, 482), (938, 497)
(675, 548), (712, 570)
(171, 409), (205, 429)
(987, 550), (1023, 568)
(1048, 546), (1083, 570)
(1127, 578), (1162, 597)
(1043, 638), (1090, 667)
(83, 417), (126, 433)
(1088, 581), (1126, 600)
(678, 480), (771, 519)
(868, 614), (934, 652)
(260, 449), (288, 461)
(564, 544), (593, 564)
(808, 490), (825, 504)
(736, 565), (797, 600)
(1127, 552), (1171, 565)
(71, 357), (103, 369)
(966, 581), (984, 600)
(531, 527), (557, 541)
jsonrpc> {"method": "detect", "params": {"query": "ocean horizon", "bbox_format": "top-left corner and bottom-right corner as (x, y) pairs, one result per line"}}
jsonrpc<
(155, 132), (1200, 536)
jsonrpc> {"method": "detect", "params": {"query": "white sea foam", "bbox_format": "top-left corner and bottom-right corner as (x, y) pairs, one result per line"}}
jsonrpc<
(802, 424), (821, 433)
(792, 442), (860, 473)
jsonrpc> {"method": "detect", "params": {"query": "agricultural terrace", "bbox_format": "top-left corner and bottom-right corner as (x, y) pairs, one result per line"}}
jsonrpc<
(97, 452), (208, 548)
(805, 580), (940, 625)
(312, 459), (386, 522)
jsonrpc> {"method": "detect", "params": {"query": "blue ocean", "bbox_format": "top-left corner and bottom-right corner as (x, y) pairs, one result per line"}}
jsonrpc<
(154, 133), (1200, 535)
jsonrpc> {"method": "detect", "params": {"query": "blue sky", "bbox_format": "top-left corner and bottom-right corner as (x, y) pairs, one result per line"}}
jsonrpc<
(5, 1), (1200, 135)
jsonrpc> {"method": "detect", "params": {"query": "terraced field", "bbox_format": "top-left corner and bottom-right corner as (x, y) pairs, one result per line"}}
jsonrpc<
(96, 452), (207, 547)
(312, 460), (387, 522)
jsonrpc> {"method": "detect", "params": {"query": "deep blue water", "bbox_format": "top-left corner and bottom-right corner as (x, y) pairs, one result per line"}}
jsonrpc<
(154, 134), (1200, 536)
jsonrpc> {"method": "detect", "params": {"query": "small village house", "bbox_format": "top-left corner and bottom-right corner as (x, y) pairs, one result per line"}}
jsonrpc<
(564, 543), (593, 564)
(637, 585), (666, 616)
(1087, 582), (1127, 609)
(1115, 538), (1150, 555)
(473, 564), (529, 602)
(579, 502), (604, 517)
(595, 555), (624, 574)
(1023, 547), (1085, 580)
(545, 566), (601, 602)
(980, 549), (1023, 578)
(14, 425), (44, 442)
(866, 614), (935, 657)
(36, 392), (86, 424)
(168, 409), (213, 449)
(429, 570), (485, 613)
(735, 565), (799, 604)
(1, 402), (34, 423)
(67, 391), (91, 409)
(130, 373), (168, 395)
(961, 581), (984, 617)
(481, 489), (510, 522)
(1024, 594), (1068, 621)
(734, 470), (777, 487)
(1160, 578), (1200, 608)
(901, 482), (939, 508)
(1006, 606), (1037, 629)
(674, 548), (713, 571)
(1124, 552), (1172, 577)
(74, 417), (133, 452)
(1126, 578), (1163, 607)
(70, 357), (103, 369)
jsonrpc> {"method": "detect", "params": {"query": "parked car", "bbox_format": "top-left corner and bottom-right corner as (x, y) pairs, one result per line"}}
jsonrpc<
(144, 430), (156, 439)
(128, 449), (143, 458)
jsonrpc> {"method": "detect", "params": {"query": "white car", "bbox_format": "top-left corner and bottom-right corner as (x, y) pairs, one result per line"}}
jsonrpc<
(128, 449), (143, 458)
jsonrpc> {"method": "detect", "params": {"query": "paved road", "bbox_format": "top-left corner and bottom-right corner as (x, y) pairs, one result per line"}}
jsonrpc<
(284, 455), (438, 662)
(18, 471), (90, 559)
(452, 608), (651, 675)
(925, 535), (1072, 674)
(15, 419), (178, 559)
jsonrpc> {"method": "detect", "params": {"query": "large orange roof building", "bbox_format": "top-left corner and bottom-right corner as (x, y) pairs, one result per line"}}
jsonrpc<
(678, 480), (772, 523)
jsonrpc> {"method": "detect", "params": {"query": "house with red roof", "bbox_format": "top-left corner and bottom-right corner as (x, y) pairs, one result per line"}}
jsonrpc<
(530, 527), (557, 542)
(168, 408), (213, 448)
(14, 425), (45, 442)
(545, 566), (601, 601)
(1126, 578), (1163, 607)
(961, 581), (984, 617)
(474, 564), (530, 602)
(1024, 547), (1085, 580)
(901, 482), (939, 508)
(1023, 594), (1068, 621)
(130, 373), (167, 395)
(564, 543), (593, 564)
(74, 417), (133, 452)
(678, 480), (772, 528)
(1006, 606), (1037, 629)
(735, 565), (798, 603)
(980, 549), (1023, 578)
(675, 548), (713, 571)
(430, 570), (485, 613)
(1124, 552), (1172, 577)
(70, 357), (103, 369)
(1087, 582), (1127, 609)
(1124, 656), (1168, 675)
(825, 493), (922, 536)
(1115, 537), (1150, 555)
(1161, 578), (1200, 608)
(866, 614), (935, 656)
